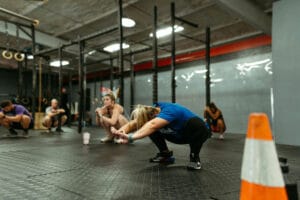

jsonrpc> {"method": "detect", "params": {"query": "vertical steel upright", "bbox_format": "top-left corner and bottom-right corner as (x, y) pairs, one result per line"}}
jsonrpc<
(57, 46), (63, 130)
(68, 72), (72, 126)
(58, 47), (63, 102)
(110, 57), (114, 90)
(24, 56), (28, 97)
(31, 24), (36, 121)
(171, 2), (176, 103)
(205, 27), (211, 105)
(118, 0), (124, 105)
(152, 5), (158, 104)
(46, 59), (51, 98)
(17, 62), (23, 98)
(130, 53), (135, 111)
(78, 39), (85, 133)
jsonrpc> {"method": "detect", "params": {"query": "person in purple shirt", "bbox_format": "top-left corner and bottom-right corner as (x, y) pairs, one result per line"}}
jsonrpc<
(0, 100), (33, 137)
(112, 102), (210, 170)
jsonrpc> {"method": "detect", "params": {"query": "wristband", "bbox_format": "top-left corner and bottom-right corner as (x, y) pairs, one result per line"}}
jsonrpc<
(128, 133), (134, 143)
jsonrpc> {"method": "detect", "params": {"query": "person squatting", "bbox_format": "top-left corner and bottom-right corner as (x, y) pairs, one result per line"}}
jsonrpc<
(111, 102), (210, 170)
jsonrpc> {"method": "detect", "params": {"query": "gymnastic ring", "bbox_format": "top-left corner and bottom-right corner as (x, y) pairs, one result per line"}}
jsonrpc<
(2, 50), (13, 60)
(33, 19), (40, 27)
(14, 96), (21, 104)
(42, 98), (48, 105)
(21, 97), (30, 105)
(14, 52), (25, 62)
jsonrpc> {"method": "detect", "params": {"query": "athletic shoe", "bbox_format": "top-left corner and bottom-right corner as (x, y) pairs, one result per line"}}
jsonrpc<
(8, 128), (18, 136)
(149, 150), (175, 164)
(219, 134), (224, 140)
(56, 128), (64, 132)
(187, 153), (202, 170)
(187, 161), (202, 170)
(22, 130), (29, 138)
(100, 136), (114, 143)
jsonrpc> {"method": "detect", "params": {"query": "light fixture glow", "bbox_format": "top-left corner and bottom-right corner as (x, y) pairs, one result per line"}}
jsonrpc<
(50, 60), (70, 67)
(88, 50), (96, 55)
(27, 54), (34, 60)
(195, 69), (207, 74)
(149, 25), (184, 38)
(103, 43), (130, 53)
(122, 18), (136, 28)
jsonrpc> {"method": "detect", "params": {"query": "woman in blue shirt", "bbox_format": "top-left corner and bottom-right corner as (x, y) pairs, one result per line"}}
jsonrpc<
(112, 102), (210, 170)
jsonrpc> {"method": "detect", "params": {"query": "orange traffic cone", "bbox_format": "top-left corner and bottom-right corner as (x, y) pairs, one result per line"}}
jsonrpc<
(240, 113), (288, 200)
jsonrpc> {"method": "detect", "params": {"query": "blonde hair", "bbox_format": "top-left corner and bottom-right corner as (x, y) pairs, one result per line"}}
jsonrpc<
(103, 93), (116, 102)
(131, 104), (157, 129)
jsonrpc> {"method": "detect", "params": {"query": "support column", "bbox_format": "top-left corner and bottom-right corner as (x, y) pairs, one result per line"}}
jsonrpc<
(205, 27), (211, 106)
(171, 2), (176, 103)
(78, 39), (85, 133)
(118, 0), (124, 105)
(152, 5), (158, 104)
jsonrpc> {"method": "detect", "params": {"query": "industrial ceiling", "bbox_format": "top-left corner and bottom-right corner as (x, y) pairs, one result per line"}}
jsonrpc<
(0, 0), (273, 74)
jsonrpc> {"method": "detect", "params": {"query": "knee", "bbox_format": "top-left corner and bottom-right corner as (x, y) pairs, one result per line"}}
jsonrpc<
(61, 115), (67, 122)
(42, 116), (51, 126)
(21, 115), (31, 124)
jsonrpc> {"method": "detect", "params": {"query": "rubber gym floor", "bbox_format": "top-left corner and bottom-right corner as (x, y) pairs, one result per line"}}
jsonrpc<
(0, 126), (299, 200)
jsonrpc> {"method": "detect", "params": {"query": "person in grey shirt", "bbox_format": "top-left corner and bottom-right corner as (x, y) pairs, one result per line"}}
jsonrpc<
(42, 99), (67, 132)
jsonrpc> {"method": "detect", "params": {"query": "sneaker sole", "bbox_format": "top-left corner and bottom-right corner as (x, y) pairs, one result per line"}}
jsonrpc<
(150, 157), (175, 164)
(187, 166), (202, 170)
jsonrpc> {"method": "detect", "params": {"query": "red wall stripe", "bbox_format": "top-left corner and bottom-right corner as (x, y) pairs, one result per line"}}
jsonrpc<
(133, 35), (271, 72)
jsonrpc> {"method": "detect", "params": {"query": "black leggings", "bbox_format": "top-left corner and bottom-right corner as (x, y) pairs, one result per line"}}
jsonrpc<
(149, 117), (210, 157)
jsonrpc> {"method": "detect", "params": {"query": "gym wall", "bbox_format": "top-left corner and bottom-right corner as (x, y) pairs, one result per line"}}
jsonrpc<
(272, 0), (300, 146)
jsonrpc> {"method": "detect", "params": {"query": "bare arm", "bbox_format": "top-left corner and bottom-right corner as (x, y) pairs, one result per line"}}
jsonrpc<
(113, 117), (169, 143)
(132, 118), (169, 140)
(5, 114), (22, 122)
(205, 108), (221, 120)
(117, 119), (138, 133)
(101, 105), (122, 126)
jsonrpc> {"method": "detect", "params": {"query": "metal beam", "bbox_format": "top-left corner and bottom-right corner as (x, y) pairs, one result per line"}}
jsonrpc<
(0, 7), (39, 26)
(0, 21), (70, 49)
(215, 0), (271, 35)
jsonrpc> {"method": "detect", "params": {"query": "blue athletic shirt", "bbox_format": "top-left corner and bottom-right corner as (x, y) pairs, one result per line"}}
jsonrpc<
(154, 102), (203, 133)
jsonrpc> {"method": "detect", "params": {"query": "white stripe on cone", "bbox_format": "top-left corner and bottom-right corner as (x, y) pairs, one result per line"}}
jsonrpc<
(241, 138), (285, 187)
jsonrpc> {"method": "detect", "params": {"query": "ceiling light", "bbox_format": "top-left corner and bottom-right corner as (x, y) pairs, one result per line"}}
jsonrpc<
(50, 60), (70, 67)
(88, 50), (96, 55)
(103, 43), (130, 53)
(149, 25), (184, 38)
(122, 18), (136, 28)
(27, 54), (34, 60)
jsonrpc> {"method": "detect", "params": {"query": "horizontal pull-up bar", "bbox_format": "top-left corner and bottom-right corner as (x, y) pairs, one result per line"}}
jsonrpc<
(0, 7), (39, 26)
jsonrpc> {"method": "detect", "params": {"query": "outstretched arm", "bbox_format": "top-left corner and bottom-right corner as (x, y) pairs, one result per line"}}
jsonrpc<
(113, 117), (169, 143)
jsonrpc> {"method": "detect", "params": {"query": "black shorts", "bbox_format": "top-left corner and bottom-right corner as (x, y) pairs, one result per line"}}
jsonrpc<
(11, 120), (34, 130)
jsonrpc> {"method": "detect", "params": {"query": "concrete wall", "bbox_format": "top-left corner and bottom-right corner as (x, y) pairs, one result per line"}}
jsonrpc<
(272, 0), (300, 146)
(134, 48), (272, 134)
